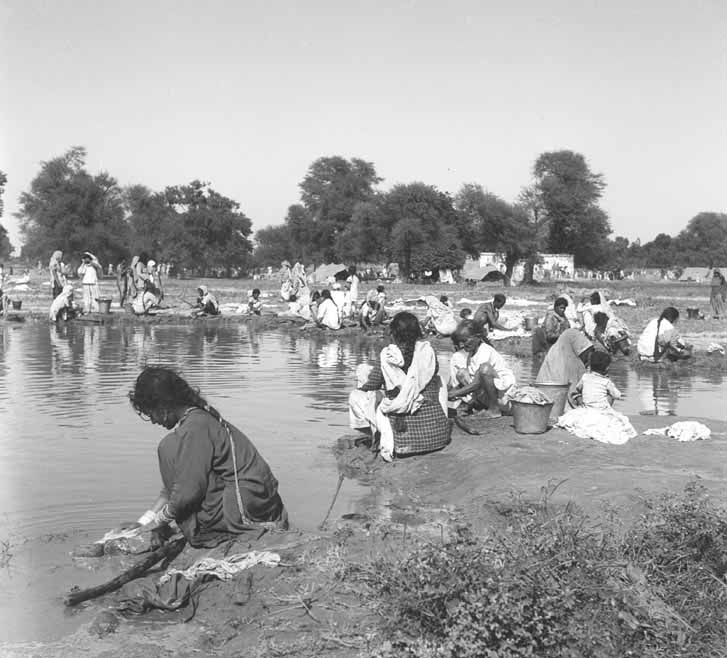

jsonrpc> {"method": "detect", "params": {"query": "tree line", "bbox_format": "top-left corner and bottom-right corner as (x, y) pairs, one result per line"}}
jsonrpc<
(2, 148), (725, 278)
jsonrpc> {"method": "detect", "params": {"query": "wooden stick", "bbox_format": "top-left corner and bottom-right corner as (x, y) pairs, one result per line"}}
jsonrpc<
(317, 474), (345, 530)
(64, 536), (186, 606)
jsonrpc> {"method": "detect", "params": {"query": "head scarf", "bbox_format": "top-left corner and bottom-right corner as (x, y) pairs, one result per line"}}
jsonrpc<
(49, 250), (62, 267)
(198, 285), (208, 296)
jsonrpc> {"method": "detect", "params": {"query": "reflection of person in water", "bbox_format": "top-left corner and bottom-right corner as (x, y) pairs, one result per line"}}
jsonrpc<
(639, 368), (679, 416)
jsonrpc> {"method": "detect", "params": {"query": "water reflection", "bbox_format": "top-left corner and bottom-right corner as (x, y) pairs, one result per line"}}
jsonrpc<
(1, 323), (725, 542)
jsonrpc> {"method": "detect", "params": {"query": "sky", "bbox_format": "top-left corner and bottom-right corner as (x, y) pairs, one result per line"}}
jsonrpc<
(1, 0), (725, 253)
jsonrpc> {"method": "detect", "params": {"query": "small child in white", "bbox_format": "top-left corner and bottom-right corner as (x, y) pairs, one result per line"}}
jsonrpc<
(558, 350), (636, 445)
(570, 351), (621, 410)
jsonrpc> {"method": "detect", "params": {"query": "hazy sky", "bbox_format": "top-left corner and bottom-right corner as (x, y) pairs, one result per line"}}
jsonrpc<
(1, 0), (725, 252)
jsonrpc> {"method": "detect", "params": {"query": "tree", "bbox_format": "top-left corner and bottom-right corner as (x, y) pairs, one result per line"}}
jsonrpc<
(333, 200), (386, 264)
(532, 150), (612, 268)
(0, 170), (12, 259)
(16, 147), (130, 266)
(163, 181), (253, 275)
(124, 184), (173, 260)
(253, 224), (293, 268)
(454, 184), (536, 284)
(676, 212), (727, 267)
(379, 182), (471, 275)
(390, 217), (425, 277)
(299, 156), (382, 262)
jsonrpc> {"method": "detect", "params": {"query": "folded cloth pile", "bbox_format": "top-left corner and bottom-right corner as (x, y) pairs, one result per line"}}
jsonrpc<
(556, 407), (637, 445)
(706, 343), (725, 356)
(643, 421), (711, 442)
(510, 386), (552, 405)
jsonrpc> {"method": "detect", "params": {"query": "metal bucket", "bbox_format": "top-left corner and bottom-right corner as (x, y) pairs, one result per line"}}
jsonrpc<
(533, 382), (570, 420)
(97, 298), (112, 314)
(11, 300), (22, 310)
(523, 316), (538, 331)
(511, 401), (554, 434)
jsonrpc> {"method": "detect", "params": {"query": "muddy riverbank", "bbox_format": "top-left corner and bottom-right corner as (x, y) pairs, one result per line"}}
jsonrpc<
(4, 411), (727, 658)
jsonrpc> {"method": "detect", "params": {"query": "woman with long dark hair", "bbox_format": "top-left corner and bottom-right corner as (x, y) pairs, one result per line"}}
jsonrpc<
(126, 366), (287, 547)
(348, 311), (450, 462)
(636, 307), (692, 362)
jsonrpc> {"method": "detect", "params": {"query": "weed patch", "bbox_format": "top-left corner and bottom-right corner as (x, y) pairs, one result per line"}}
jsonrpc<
(360, 482), (727, 657)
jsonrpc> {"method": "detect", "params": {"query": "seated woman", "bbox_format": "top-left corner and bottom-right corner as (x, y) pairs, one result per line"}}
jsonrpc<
(532, 297), (571, 357)
(316, 289), (341, 330)
(193, 285), (220, 317)
(636, 307), (692, 362)
(448, 320), (516, 419)
(535, 328), (594, 403)
(348, 311), (450, 462)
(420, 295), (458, 337)
(126, 367), (287, 548)
(359, 290), (384, 331)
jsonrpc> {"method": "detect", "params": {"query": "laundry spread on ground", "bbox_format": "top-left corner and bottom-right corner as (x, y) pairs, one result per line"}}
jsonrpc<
(159, 550), (281, 584)
(643, 421), (711, 442)
(556, 407), (637, 445)
(706, 342), (726, 355)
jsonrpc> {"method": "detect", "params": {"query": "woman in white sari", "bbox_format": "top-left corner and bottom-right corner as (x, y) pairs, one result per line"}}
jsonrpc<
(348, 311), (450, 462)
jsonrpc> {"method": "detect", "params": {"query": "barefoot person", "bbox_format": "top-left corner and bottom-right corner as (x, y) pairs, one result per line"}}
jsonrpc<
(348, 311), (450, 462)
(448, 320), (516, 419)
(125, 366), (287, 547)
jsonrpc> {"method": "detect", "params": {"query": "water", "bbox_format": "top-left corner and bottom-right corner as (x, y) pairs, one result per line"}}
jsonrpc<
(0, 322), (725, 643)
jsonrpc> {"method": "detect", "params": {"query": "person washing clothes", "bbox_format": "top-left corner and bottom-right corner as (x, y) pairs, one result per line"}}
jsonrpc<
(77, 251), (103, 314)
(193, 285), (220, 317)
(247, 288), (263, 315)
(448, 320), (516, 419)
(122, 366), (287, 548)
(637, 307), (692, 362)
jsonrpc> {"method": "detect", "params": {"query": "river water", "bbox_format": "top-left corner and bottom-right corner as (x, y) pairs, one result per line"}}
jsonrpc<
(0, 321), (725, 643)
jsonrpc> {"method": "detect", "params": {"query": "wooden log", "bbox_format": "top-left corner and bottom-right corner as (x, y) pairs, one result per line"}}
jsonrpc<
(64, 536), (186, 606)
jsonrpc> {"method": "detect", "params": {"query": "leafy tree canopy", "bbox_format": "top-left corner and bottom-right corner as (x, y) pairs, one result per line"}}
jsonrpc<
(532, 150), (612, 269)
(17, 147), (129, 266)
(162, 180), (253, 275)
(0, 170), (11, 259)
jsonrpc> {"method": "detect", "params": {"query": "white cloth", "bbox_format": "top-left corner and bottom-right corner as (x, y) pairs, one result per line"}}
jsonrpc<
(556, 407), (636, 445)
(643, 421), (711, 442)
(421, 295), (458, 336)
(160, 551), (280, 583)
(48, 284), (74, 321)
(347, 274), (359, 306)
(317, 297), (341, 329)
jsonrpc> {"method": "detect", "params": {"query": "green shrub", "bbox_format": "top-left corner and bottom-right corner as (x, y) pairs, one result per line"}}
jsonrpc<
(363, 482), (727, 657)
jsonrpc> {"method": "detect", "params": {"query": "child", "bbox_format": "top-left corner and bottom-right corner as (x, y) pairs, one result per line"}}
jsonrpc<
(557, 349), (636, 445)
(569, 351), (622, 411)
(248, 288), (262, 315)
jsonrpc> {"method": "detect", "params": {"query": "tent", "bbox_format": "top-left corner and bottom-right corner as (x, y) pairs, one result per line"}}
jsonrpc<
(311, 263), (348, 284)
(461, 260), (501, 281)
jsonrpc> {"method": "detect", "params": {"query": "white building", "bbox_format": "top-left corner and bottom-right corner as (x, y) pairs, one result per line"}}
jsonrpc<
(474, 252), (574, 282)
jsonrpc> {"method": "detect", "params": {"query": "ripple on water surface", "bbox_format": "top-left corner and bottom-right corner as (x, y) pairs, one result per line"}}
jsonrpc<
(0, 322), (725, 642)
